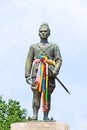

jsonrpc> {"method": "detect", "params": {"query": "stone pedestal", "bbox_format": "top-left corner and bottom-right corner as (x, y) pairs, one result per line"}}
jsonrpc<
(11, 122), (70, 130)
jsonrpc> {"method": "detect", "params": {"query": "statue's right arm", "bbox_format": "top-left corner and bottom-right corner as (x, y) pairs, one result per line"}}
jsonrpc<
(25, 45), (34, 78)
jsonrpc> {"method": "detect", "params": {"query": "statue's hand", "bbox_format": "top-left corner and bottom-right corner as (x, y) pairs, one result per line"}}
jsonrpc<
(52, 70), (57, 77)
(26, 76), (31, 84)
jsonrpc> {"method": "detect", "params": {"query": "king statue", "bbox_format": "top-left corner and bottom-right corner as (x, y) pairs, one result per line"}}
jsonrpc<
(25, 23), (62, 121)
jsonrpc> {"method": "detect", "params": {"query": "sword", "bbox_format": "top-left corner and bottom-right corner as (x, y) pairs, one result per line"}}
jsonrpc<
(55, 76), (71, 95)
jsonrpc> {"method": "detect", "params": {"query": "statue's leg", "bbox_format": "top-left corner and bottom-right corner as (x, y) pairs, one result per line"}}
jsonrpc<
(32, 90), (41, 120)
(31, 105), (39, 120)
(43, 79), (55, 120)
(43, 93), (51, 120)
(43, 110), (49, 120)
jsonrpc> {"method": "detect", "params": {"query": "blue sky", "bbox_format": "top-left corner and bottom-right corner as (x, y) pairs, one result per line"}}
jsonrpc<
(0, 0), (87, 130)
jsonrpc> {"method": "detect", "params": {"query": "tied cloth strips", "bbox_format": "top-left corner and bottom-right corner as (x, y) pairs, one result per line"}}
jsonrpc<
(33, 55), (55, 112)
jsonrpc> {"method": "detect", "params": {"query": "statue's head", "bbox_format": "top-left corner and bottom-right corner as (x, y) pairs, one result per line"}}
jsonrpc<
(38, 23), (50, 39)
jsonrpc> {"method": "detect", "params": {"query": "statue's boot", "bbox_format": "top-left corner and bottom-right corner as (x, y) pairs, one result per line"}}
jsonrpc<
(31, 106), (38, 120)
(43, 110), (49, 121)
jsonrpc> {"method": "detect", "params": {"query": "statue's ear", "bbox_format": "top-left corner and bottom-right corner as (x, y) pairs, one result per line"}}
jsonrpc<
(49, 32), (50, 36)
(38, 33), (40, 36)
(48, 32), (50, 37)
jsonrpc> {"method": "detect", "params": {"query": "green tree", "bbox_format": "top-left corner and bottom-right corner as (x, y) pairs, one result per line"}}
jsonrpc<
(0, 96), (27, 130)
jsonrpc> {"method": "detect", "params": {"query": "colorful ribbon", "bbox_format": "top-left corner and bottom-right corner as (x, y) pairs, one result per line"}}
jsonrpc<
(33, 55), (55, 112)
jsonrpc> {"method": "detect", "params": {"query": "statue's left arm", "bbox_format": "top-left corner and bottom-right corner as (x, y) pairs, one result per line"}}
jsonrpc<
(53, 44), (62, 76)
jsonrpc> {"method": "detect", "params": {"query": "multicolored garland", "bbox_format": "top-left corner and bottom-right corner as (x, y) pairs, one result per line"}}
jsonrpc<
(33, 55), (55, 112)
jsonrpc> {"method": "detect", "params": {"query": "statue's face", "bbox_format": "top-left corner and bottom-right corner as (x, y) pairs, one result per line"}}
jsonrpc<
(39, 26), (50, 39)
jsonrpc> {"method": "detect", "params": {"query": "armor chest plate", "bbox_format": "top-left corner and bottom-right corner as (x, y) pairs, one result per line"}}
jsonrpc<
(33, 43), (54, 60)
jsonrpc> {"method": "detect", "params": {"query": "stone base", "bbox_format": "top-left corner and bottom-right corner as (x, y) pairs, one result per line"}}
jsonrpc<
(11, 121), (70, 130)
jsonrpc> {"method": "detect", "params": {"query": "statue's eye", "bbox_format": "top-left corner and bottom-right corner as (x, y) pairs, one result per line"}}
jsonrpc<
(40, 30), (47, 33)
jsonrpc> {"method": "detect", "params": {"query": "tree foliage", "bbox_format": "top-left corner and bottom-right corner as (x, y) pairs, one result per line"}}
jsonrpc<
(0, 96), (27, 130)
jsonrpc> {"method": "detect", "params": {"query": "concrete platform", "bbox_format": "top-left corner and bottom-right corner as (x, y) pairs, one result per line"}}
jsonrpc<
(11, 121), (70, 130)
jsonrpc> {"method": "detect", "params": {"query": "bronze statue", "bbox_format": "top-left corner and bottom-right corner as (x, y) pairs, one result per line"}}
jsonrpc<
(25, 23), (62, 121)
